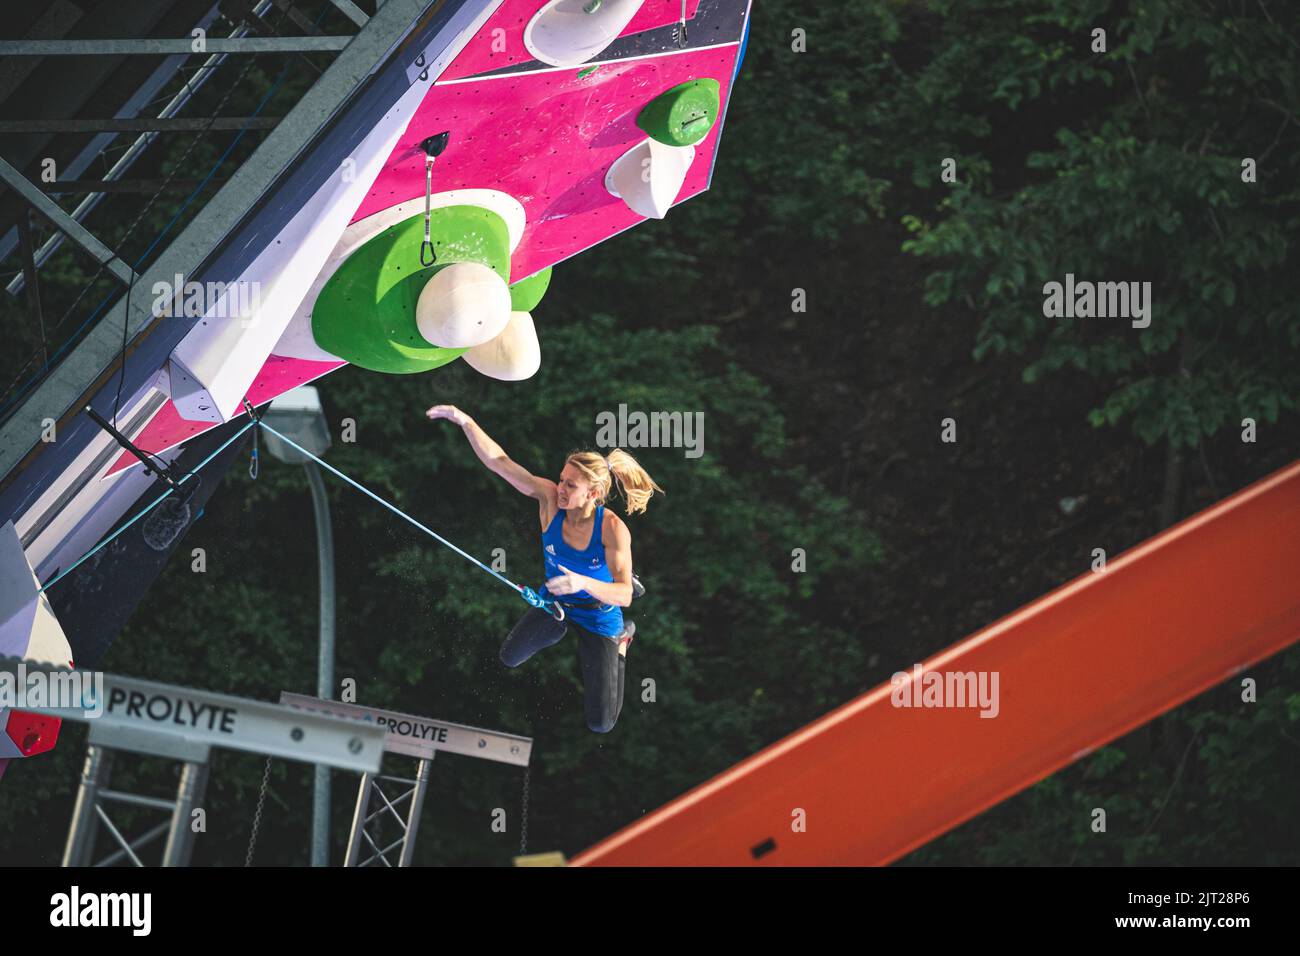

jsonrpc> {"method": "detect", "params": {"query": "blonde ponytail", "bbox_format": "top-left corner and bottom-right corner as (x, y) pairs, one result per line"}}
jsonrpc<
(565, 448), (664, 515)
(604, 448), (664, 515)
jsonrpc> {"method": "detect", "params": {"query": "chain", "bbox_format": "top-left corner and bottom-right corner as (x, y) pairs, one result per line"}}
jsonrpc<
(244, 755), (273, 867)
(519, 766), (530, 856)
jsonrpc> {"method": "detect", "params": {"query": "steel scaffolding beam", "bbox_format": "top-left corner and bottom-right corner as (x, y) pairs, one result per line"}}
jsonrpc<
(38, 179), (229, 194)
(0, 37), (352, 55)
(0, 0), (435, 483)
(0, 2), (235, 289)
(0, 118), (280, 133)
(326, 0), (371, 28)
(0, 156), (137, 286)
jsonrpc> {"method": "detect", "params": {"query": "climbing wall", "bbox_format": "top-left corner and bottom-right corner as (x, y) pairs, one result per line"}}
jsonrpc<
(107, 0), (750, 476)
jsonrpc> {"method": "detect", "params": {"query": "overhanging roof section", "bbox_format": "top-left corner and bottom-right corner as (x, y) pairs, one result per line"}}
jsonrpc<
(0, 0), (493, 526)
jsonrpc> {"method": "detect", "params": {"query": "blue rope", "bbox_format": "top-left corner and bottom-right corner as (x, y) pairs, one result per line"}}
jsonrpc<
(255, 421), (557, 615)
(36, 412), (558, 617)
(38, 420), (257, 593)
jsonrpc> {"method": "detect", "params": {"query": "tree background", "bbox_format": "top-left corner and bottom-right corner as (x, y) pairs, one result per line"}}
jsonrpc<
(1, 0), (1297, 865)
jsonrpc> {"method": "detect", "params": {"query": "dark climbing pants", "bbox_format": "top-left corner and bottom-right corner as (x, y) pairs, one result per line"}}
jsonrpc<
(500, 608), (625, 733)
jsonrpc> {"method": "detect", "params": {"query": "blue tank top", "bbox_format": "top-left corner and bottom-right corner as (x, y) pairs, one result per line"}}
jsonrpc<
(539, 505), (624, 637)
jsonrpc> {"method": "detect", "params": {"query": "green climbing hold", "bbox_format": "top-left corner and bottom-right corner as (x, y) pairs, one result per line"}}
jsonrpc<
(509, 266), (552, 312)
(636, 78), (721, 148)
(312, 206), (511, 374)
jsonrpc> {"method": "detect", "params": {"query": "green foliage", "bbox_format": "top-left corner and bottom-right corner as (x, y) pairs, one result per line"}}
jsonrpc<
(0, 0), (1294, 868)
(893, 0), (1300, 449)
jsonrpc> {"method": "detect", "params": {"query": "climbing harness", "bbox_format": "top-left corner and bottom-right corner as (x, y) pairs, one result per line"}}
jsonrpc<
(419, 132), (451, 267)
(553, 595), (606, 612)
(546, 574), (643, 613)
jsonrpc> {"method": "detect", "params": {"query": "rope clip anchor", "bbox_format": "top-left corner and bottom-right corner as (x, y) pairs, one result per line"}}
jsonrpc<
(523, 587), (565, 622)
(242, 397), (263, 479)
(418, 132), (450, 268)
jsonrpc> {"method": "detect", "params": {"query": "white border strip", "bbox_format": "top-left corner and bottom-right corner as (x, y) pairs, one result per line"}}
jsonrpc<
(434, 39), (739, 85)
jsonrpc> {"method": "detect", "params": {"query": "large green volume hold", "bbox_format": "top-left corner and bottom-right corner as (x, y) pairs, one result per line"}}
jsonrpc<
(509, 266), (552, 312)
(636, 78), (721, 147)
(312, 206), (511, 374)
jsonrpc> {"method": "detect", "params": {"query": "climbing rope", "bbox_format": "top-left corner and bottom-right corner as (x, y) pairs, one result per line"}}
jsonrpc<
(40, 401), (560, 621)
(254, 419), (562, 619)
(676, 0), (688, 47)
(38, 418), (257, 593)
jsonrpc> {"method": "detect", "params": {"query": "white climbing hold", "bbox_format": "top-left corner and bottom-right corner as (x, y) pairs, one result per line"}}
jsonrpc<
(524, 0), (646, 68)
(415, 262), (512, 349)
(606, 137), (695, 220)
(462, 311), (542, 381)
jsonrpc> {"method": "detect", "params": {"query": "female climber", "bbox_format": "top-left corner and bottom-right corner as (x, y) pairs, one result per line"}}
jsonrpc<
(425, 404), (662, 733)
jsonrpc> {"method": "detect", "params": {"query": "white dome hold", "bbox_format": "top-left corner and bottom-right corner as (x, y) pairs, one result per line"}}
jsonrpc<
(524, 0), (646, 68)
(462, 311), (542, 381)
(415, 262), (512, 348)
(605, 138), (695, 220)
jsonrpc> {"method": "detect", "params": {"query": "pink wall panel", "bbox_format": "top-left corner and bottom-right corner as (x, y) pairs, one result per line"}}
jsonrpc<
(440, 0), (703, 81)
(107, 356), (345, 475)
(111, 39), (741, 470)
(357, 44), (738, 279)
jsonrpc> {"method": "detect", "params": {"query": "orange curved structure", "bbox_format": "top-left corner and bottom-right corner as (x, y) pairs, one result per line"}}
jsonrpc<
(571, 460), (1300, 866)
